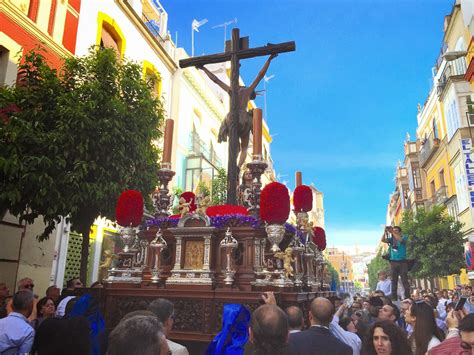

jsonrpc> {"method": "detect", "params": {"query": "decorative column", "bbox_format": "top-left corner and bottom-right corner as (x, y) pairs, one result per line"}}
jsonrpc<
(247, 109), (267, 217)
(155, 119), (176, 217)
(174, 236), (183, 271)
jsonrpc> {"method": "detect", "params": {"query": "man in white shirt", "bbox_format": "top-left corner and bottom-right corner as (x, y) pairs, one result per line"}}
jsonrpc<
(331, 303), (362, 355)
(376, 271), (391, 297)
(147, 298), (189, 355)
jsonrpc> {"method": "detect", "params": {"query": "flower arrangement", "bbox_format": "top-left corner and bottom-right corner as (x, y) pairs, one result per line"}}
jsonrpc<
(312, 226), (326, 251)
(260, 182), (290, 224)
(180, 191), (197, 212)
(115, 190), (144, 227)
(206, 204), (248, 217)
(293, 185), (313, 212)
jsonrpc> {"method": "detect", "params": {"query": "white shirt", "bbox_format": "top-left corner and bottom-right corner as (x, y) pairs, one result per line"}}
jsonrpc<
(376, 279), (392, 296)
(437, 297), (448, 319)
(427, 335), (441, 351)
(167, 339), (189, 355)
(330, 315), (361, 355)
(55, 296), (75, 317)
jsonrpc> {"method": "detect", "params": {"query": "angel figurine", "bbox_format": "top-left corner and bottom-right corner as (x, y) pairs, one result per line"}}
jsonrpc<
(179, 197), (191, 217)
(196, 195), (211, 216)
(274, 247), (296, 279)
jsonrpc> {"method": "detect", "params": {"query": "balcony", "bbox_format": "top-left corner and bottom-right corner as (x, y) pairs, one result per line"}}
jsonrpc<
(141, 0), (168, 39)
(419, 132), (441, 168)
(424, 186), (448, 210)
(437, 57), (467, 98)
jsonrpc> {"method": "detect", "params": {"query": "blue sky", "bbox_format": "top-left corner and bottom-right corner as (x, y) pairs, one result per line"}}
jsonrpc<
(160, 0), (453, 248)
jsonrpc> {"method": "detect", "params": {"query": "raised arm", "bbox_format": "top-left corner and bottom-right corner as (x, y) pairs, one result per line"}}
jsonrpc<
(197, 65), (231, 93)
(249, 53), (277, 91)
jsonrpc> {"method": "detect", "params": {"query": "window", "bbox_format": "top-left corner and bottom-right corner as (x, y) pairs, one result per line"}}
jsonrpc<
(0, 46), (9, 86)
(142, 61), (162, 97)
(96, 13), (126, 58)
(28, 0), (39, 22)
(412, 165), (422, 189)
(430, 180), (436, 197)
(439, 169), (445, 187)
(433, 119), (438, 139)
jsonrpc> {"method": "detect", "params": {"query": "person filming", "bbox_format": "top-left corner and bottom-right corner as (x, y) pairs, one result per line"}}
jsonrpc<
(381, 226), (410, 301)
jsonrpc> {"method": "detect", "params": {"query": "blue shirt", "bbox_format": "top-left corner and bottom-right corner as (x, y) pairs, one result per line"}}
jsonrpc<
(0, 312), (35, 355)
(387, 235), (408, 261)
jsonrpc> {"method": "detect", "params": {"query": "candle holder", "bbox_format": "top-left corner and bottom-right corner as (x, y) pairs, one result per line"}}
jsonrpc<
(150, 229), (167, 283)
(154, 163), (175, 218)
(247, 155), (268, 217)
(219, 228), (238, 286)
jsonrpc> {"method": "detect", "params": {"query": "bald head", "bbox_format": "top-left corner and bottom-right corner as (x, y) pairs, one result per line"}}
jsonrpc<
(310, 297), (334, 326)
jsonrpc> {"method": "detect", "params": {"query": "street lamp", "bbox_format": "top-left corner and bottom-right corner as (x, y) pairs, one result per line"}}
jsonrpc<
(442, 50), (474, 62)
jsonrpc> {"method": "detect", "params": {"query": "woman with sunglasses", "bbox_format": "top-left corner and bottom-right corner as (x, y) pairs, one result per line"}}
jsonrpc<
(405, 301), (445, 355)
(362, 320), (412, 355)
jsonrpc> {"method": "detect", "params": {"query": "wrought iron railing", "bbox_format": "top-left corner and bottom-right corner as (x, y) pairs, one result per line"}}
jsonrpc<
(419, 132), (441, 167)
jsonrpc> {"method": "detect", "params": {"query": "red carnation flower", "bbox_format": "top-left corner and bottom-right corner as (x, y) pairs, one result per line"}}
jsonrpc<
(206, 204), (248, 217)
(312, 226), (326, 251)
(180, 191), (197, 212)
(116, 190), (144, 227)
(293, 185), (313, 212)
(260, 182), (290, 224)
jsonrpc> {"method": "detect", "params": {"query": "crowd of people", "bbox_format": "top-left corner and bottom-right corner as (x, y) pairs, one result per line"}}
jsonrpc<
(2, 275), (474, 355)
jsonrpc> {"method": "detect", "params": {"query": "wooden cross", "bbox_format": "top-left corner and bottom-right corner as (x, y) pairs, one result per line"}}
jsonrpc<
(180, 28), (295, 205)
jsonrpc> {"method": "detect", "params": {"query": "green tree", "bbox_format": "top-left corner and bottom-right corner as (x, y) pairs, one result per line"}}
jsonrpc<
(211, 167), (227, 205)
(401, 205), (464, 279)
(325, 259), (340, 290)
(0, 47), (164, 282)
(367, 251), (389, 291)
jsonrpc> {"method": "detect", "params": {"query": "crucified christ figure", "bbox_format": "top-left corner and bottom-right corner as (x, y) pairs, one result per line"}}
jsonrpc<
(197, 53), (277, 168)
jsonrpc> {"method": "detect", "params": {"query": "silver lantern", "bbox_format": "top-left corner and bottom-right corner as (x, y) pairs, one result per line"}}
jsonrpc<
(149, 229), (167, 283)
(219, 228), (238, 285)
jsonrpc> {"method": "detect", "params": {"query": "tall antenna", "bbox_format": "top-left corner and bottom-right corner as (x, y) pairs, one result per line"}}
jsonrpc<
(263, 74), (275, 120)
(191, 18), (208, 57)
(212, 18), (237, 49)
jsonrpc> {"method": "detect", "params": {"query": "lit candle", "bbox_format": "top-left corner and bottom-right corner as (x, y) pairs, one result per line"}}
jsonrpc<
(253, 108), (262, 158)
(162, 119), (174, 164)
(295, 171), (302, 187)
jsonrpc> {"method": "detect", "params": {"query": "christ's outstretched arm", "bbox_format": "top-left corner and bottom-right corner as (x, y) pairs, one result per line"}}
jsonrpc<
(197, 65), (231, 94)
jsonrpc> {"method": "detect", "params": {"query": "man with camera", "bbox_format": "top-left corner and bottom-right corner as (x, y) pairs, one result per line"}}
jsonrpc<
(381, 226), (411, 301)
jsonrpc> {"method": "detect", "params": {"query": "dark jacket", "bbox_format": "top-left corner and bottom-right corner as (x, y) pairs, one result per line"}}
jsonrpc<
(288, 326), (352, 355)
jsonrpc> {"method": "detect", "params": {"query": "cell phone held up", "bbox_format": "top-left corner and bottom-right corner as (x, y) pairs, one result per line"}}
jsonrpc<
(455, 296), (467, 311)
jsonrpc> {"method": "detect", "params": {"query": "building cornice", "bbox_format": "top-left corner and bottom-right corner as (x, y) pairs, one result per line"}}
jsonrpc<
(115, 0), (177, 72)
(182, 69), (225, 123)
(0, 0), (71, 58)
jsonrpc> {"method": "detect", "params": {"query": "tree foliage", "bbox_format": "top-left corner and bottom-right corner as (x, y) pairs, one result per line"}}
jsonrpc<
(401, 205), (465, 279)
(367, 250), (389, 291)
(0, 47), (164, 281)
(211, 167), (227, 205)
(325, 259), (340, 290)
